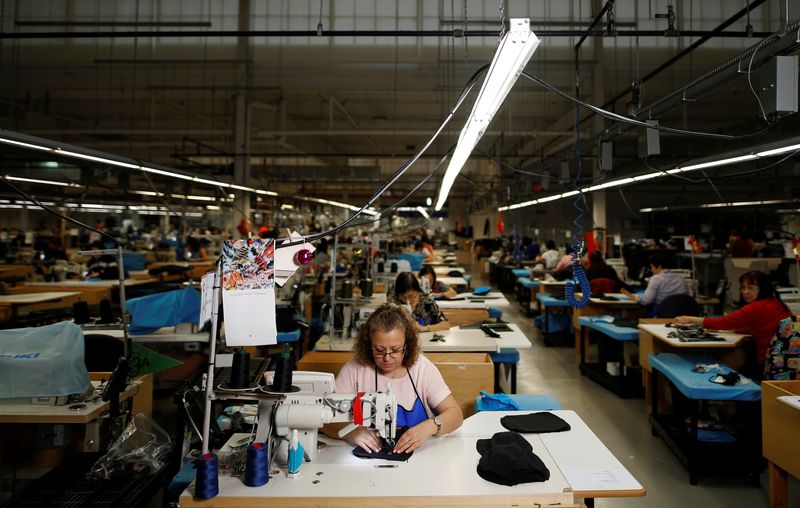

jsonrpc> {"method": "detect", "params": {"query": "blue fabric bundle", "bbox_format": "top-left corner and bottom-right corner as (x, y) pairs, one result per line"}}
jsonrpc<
(127, 287), (201, 335)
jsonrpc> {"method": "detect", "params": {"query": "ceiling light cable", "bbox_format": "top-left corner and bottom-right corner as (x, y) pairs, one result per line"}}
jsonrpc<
(521, 71), (772, 140)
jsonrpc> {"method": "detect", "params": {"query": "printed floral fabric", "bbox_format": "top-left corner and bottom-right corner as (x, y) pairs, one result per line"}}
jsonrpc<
(764, 315), (800, 380)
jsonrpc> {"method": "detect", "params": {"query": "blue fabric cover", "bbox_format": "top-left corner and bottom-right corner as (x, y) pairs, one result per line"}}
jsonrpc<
(122, 252), (147, 271)
(535, 293), (572, 308)
(512, 268), (530, 278)
(127, 287), (201, 335)
(487, 306), (503, 319)
(578, 316), (639, 341)
(277, 329), (302, 344)
(0, 321), (91, 398)
(473, 286), (492, 296)
(475, 393), (564, 412)
(399, 252), (426, 271)
(648, 353), (761, 401)
(476, 391), (521, 411)
(518, 278), (539, 289)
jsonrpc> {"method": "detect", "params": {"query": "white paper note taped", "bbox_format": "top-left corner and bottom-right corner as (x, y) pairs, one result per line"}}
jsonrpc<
(221, 239), (277, 346)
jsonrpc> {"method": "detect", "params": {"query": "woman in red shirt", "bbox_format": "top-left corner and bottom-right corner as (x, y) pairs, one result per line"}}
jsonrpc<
(675, 271), (792, 372)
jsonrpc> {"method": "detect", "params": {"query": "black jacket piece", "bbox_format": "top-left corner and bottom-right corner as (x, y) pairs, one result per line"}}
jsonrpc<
(475, 431), (550, 486)
(500, 411), (571, 434)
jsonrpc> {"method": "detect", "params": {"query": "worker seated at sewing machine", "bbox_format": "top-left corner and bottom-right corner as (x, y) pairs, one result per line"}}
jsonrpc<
(322, 303), (463, 454)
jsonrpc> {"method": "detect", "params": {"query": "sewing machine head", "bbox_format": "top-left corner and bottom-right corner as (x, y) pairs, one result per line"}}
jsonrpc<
(257, 371), (397, 465)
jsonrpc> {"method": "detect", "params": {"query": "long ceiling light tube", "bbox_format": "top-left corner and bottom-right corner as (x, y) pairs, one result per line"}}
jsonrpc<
(498, 137), (800, 212)
(0, 129), (372, 214)
(434, 18), (540, 211)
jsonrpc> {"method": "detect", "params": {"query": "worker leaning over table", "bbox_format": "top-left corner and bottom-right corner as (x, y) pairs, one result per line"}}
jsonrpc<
(322, 303), (463, 454)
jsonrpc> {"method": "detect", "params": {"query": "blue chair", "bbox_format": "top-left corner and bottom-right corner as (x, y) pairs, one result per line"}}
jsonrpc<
(474, 393), (563, 412)
(489, 348), (519, 393)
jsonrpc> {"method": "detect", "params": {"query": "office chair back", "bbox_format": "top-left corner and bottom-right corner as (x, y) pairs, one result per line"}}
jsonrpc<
(655, 294), (699, 318)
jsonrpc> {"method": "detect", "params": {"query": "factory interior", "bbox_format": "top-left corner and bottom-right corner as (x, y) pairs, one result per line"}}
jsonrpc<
(0, 1), (800, 507)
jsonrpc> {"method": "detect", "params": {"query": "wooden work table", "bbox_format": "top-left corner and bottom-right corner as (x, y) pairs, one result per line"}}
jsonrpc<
(638, 321), (749, 408)
(180, 410), (643, 507)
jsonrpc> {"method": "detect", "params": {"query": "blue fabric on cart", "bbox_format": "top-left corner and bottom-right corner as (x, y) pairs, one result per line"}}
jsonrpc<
(648, 353), (761, 401)
(127, 287), (201, 335)
(476, 391), (520, 411)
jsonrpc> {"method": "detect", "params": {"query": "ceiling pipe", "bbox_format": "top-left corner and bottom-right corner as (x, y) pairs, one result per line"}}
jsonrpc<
(584, 0), (769, 127)
(0, 28), (771, 40)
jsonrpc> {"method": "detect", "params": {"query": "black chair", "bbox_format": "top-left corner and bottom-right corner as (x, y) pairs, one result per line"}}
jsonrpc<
(655, 294), (699, 318)
(83, 334), (125, 372)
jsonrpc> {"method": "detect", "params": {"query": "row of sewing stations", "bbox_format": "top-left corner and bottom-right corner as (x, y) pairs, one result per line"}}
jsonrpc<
(0, 254), (220, 506)
(173, 248), (643, 507)
(501, 260), (798, 502)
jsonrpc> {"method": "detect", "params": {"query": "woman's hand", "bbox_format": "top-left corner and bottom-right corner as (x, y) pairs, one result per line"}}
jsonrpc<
(674, 316), (700, 325)
(393, 419), (435, 454)
(343, 426), (382, 453)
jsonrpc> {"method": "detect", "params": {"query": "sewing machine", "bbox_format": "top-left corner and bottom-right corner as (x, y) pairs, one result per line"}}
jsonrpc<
(255, 371), (397, 465)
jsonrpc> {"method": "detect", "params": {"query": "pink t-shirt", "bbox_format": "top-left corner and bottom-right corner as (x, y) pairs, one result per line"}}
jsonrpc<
(335, 354), (451, 415)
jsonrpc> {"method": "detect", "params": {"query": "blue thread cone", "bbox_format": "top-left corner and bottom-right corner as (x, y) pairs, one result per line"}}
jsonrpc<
(288, 429), (304, 475)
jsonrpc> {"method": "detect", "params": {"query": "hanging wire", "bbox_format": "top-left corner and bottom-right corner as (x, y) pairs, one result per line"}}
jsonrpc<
(520, 71), (771, 140)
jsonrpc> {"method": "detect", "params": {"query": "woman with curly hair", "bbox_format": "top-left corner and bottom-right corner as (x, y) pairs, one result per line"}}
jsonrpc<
(323, 303), (463, 454)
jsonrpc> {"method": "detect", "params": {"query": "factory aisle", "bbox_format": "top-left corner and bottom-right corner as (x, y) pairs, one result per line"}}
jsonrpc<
(497, 285), (795, 508)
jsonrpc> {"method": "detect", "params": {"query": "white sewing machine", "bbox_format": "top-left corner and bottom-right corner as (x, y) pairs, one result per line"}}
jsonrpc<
(255, 371), (397, 465)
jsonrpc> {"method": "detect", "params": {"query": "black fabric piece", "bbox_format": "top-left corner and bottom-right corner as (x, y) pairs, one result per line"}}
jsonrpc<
(352, 428), (413, 462)
(613, 317), (639, 328)
(475, 431), (550, 486)
(500, 412), (571, 434)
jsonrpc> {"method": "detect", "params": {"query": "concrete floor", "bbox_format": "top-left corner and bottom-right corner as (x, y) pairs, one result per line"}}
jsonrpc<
(500, 291), (799, 508)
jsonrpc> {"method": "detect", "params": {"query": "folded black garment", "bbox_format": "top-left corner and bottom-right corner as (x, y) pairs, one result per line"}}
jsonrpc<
(475, 431), (550, 486)
(352, 428), (412, 461)
(500, 411), (571, 434)
(613, 317), (639, 328)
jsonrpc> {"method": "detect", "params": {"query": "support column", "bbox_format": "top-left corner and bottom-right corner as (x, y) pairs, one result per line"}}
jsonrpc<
(591, 6), (607, 255)
(228, 0), (253, 236)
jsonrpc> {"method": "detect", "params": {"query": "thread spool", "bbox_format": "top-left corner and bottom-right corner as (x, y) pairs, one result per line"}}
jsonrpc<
(377, 261), (385, 273)
(243, 442), (270, 487)
(270, 351), (294, 392)
(229, 349), (251, 389)
(340, 279), (352, 299)
(99, 298), (113, 323)
(360, 278), (373, 297)
(390, 262), (398, 273)
(73, 300), (90, 324)
(194, 453), (220, 499)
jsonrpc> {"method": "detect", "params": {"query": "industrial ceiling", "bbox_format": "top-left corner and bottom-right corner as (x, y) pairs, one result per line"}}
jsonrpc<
(0, 0), (799, 228)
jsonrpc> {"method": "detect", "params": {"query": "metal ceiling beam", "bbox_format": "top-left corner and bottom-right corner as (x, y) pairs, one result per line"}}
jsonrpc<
(0, 29), (772, 40)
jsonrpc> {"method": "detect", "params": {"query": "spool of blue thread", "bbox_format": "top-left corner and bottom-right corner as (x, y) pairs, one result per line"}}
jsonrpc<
(194, 453), (220, 499)
(243, 442), (270, 487)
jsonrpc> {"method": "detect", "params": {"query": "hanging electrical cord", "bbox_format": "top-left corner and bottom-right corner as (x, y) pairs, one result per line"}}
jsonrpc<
(273, 63), (489, 249)
(520, 71), (772, 140)
(565, 74), (591, 310)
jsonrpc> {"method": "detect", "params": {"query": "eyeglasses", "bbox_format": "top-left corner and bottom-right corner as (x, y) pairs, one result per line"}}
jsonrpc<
(372, 347), (405, 358)
(741, 286), (758, 293)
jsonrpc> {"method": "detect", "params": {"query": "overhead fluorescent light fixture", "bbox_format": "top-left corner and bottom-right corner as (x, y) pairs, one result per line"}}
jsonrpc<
(0, 130), (371, 215)
(498, 137), (800, 212)
(434, 18), (539, 211)
(416, 206), (430, 219)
